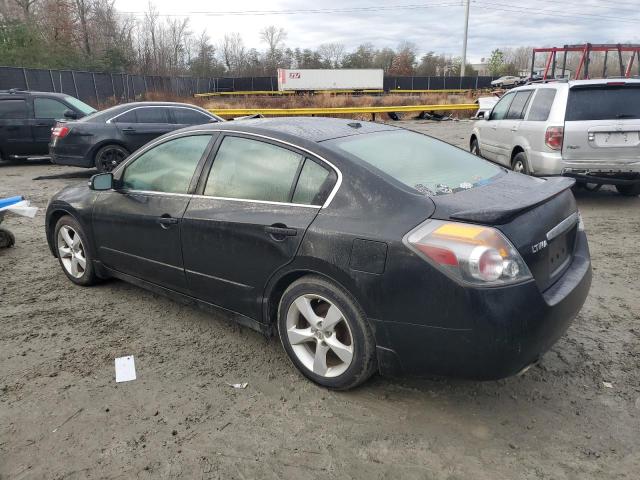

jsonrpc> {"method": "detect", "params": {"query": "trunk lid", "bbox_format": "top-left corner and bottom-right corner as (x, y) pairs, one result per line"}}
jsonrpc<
(430, 172), (578, 291)
(563, 83), (640, 163)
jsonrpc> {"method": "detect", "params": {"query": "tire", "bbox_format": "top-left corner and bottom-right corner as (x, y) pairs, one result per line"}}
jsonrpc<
(277, 275), (377, 390)
(94, 144), (129, 173)
(54, 215), (97, 286)
(616, 183), (640, 196)
(0, 227), (15, 248)
(470, 138), (481, 156)
(511, 152), (530, 174)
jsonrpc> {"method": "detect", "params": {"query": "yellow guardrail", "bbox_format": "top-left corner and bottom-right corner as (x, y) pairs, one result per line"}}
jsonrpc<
(209, 103), (478, 117)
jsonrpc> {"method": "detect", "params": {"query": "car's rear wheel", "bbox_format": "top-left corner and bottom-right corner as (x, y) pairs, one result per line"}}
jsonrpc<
(54, 215), (97, 286)
(94, 144), (129, 173)
(470, 138), (481, 156)
(511, 152), (530, 174)
(616, 183), (640, 196)
(0, 227), (15, 248)
(277, 275), (377, 390)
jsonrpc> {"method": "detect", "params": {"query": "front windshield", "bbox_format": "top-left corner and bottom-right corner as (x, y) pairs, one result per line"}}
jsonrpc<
(325, 130), (502, 196)
(64, 96), (97, 115)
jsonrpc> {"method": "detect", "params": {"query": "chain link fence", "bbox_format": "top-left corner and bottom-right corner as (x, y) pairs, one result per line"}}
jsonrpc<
(0, 66), (497, 105)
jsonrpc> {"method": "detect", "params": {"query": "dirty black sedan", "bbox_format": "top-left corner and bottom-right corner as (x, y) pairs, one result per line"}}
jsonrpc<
(45, 118), (591, 389)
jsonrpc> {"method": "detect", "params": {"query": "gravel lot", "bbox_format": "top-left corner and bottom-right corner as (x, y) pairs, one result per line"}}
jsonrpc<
(1, 120), (639, 479)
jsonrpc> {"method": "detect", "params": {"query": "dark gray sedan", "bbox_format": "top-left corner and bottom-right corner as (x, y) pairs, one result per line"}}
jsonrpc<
(49, 101), (222, 172)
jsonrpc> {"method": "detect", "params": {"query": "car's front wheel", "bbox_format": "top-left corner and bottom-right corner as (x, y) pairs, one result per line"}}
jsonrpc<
(54, 215), (97, 286)
(616, 183), (640, 196)
(94, 144), (129, 173)
(278, 275), (377, 390)
(470, 138), (481, 156)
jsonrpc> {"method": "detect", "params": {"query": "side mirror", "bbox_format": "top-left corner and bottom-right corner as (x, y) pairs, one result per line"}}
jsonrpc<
(63, 109), (79, 120)
(89, 173), (113, 191)
(484, 110), (492, 120)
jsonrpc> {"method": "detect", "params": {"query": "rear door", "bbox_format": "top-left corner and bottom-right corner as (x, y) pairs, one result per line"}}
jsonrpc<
(33, 97), (72, 153)
(181, 134), (337, 319)
(496, 89), (534, 162)
(171, 107), (215, 129)
(0, 97), (33, 156)
(563, 83), (640, 164)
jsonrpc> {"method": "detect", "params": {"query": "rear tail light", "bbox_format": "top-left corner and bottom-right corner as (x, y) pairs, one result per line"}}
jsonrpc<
(52, 126), (70, 139)
(404, 220), (532, 286)
(545, 126), (564, 150)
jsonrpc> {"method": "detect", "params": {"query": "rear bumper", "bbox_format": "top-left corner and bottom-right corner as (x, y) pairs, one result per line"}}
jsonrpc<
(529, 151), (640, 182)
(376, 231), (592, 380)
(49, 150), (93, 168)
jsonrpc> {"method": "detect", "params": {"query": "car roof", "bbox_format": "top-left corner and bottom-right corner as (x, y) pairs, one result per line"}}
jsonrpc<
(184, 117), (398, 143)
(511, 78), (640, 92)
(0, 90), (71, 99)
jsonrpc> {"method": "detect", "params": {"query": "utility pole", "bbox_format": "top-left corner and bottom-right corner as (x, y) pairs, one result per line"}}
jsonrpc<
(461, 0), (470, 77)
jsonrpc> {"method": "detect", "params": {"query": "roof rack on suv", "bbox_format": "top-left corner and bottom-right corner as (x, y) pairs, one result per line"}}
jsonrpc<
(0, 88), (29, 94)
(524, 78), (569, 85)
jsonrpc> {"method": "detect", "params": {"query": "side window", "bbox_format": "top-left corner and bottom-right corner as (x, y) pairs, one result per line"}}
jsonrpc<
(292, 159), (336, 205)
(121, 135), (211, 193)
(204, 136), (303, 203)
(0, 99), (27, 119)
(34, 98), (69, 119)
(506, 91), (533, 120)
(527, 89), (557, 121)
(113, 110), (136, 123)
(173, 108), (212, 125)
(489, 93), (514, 120)
(135, 107), (169, 124)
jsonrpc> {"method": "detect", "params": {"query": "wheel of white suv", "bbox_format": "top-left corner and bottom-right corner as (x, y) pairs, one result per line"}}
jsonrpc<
(616, 183), (640, 196)
(511, 152), (530, 174)
(54, 215), (97, 286)
(470, 138), (481, 156)
(277, 275), (377, 390)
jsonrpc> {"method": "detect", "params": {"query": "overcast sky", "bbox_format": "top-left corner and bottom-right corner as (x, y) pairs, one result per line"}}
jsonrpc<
(114, 0), (640, 62)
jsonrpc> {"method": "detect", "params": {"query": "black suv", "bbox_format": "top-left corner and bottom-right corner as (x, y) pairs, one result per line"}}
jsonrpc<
(0, 89), (96, 161)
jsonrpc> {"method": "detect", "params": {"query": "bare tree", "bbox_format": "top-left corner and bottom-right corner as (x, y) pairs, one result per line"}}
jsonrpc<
(12, 0), (38, 18)
(318, 42), (345, 68)
(73, 0), (92, 55)
(260, 25), (286, 56)
(221, 32), (245, 75)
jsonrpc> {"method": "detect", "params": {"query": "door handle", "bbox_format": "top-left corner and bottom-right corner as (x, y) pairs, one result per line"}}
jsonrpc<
(511, 127), (518, 132)
(35, 122), (49, 127)
(158, 215), (179, 229)
(121, 127), (136, 133)
(265, 225), (297, 238)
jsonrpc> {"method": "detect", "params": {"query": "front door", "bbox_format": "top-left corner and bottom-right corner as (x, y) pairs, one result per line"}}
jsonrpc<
(495, 90), (534, 165)
(92, 133), (215, 293)
(113, 107), (177, 153)
(479, 91), (515, 163)
(181, 134), (338, 320)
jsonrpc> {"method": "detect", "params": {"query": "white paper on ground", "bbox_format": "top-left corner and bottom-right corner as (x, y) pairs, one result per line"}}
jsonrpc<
(1, 200), (38, 218)
(115, 355), (136, 382)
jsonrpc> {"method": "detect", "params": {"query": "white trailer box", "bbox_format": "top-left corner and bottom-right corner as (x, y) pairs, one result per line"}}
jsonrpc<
(277, 69), (384, 92)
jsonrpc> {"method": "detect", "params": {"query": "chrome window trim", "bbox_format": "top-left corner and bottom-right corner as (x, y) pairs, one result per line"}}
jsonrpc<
(546, 212), (579, 242)
(106, 105), (215, 124)
(112, 128), (343, 209)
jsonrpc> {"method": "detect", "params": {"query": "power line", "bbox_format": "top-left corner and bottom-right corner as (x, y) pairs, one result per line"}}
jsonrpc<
(471, 1), (640, 24)
(119, 2), (465, 17)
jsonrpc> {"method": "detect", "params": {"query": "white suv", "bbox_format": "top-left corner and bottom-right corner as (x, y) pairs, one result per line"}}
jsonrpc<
(470, 79), (640, 196)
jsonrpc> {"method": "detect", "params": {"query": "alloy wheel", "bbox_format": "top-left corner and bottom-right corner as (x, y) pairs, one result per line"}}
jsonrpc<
(513, 160), (525, 173)
(97, 147), (127, 172)
(285, 294), (354, 378)
(57, 225), (87, 278)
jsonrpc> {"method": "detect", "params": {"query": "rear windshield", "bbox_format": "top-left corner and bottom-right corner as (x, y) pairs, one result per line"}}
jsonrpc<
(566, 85), (640, 121)
(324, 130), (502, 196)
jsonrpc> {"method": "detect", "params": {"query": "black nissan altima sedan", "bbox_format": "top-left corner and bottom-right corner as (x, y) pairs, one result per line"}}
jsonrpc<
(49, 101), (222, 172)
(45, 117), (592, 389)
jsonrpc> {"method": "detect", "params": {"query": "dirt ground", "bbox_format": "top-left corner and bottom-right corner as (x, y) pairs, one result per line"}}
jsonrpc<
(1, 120), (639, 479)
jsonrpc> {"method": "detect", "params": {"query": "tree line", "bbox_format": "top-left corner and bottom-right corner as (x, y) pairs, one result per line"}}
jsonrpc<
(1, 0), (540, 77)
